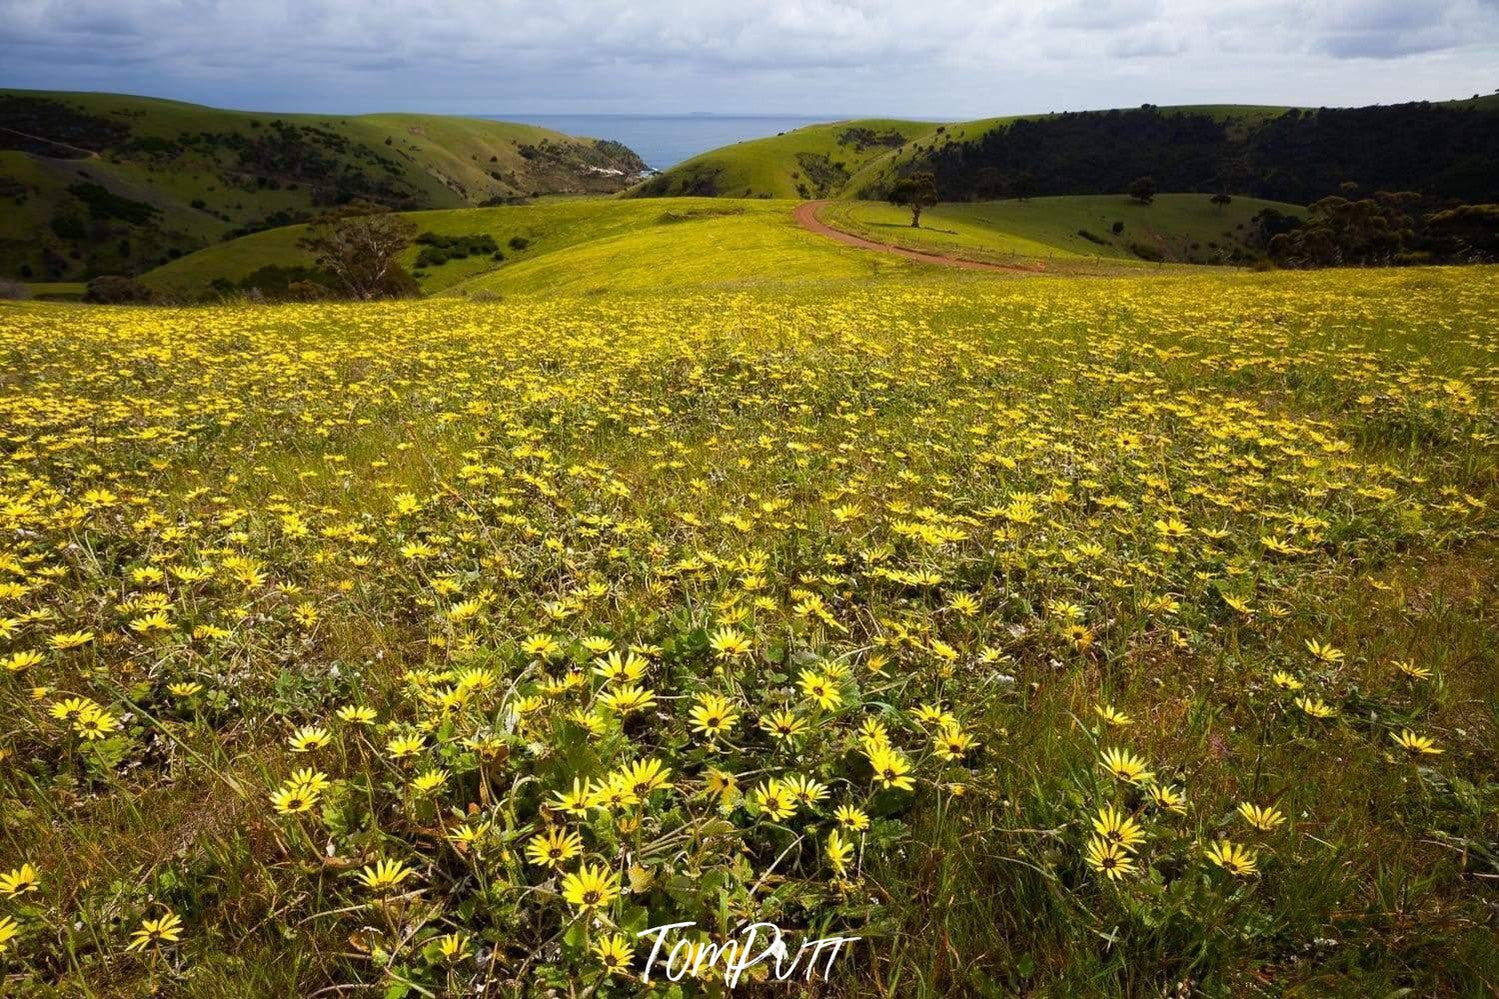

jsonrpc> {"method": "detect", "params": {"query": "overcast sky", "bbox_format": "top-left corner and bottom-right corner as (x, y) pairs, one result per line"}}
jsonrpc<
(3, 0), (1497, 117)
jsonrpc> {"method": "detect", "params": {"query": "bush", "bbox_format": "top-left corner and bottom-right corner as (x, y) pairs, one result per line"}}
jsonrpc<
(413, 232), (500, 268)
(1112, 221), (1125, 234)
(508, 236), (531, 251)
(1128, 241), (1165, 262)
(83, 275), (153, 304)
(1077, 229), (1107, 245)
(0, 279), (30, 300)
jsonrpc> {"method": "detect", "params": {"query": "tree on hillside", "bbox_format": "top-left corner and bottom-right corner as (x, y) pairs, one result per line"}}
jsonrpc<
(297, 203), (418, 300)
(1011, 171), (1037, 202)
(1128, 176), (1157, 204)
(1211, 192), (1233, 212)
(889, 172), (939, 227)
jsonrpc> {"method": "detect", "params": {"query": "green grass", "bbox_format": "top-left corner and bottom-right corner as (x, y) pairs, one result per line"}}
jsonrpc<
(818, 194), (1304, 267)
(23, 281), (86, 301)
(143, 198), (909, 297)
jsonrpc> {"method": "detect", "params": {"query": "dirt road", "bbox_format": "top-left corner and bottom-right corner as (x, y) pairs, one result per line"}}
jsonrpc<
(793, 200), (1042, 273)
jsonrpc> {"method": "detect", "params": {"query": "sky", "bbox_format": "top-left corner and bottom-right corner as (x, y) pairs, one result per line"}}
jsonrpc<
(3, 0), (1498, 117)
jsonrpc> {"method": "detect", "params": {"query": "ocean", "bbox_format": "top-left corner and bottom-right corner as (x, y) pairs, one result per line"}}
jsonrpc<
(481, 114), (839, 172)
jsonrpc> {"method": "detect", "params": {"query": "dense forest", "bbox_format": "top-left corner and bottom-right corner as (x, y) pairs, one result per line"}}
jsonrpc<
(876, 101), (1499, 205)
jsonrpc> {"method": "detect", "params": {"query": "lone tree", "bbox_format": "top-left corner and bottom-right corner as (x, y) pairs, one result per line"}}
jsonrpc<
(889, 172), (939, 227)
(1211, 192), (1233, 212)
(298, 203), (418, 300)
(1128, 176), (1156, 205)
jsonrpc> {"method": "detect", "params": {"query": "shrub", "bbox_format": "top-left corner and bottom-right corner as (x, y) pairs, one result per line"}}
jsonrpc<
(1077, 229), (1107, 245)
(83, 275), (153, 304)
(0, 279), (30, 300)
(1129, 241), (1165, 262)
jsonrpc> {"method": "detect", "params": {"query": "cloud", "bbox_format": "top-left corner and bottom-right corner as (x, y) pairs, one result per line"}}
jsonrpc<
(1, 0), (1496, 115)
(1309, 0), (1496, 59)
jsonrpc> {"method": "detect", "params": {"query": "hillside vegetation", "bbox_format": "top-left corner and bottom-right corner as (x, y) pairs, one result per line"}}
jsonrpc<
(635, 99), (1499, 207)
(140, 199), (905, 298)
(0, 90), (647, 281)
(816, 193), (1306, 267)
(627, 119), (939, 200)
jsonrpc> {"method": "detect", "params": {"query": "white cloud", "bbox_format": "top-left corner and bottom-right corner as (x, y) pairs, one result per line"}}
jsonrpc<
(1, 0), (1495, 114)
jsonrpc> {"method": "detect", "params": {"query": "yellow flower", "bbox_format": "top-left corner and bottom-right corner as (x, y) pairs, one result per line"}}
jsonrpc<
(1205, 839), (1259, 876)
(1092, 805), (1146, 852)
(688, 692), (739, 738)
(1, 650), (43, 672)
(525, 826), (584, 869)
(1093, 704), (1134, 727)
(798, 668), (843, 711)
(0, 914), (17, 955)
(835, 804), (871, 831)
(594, 932), (634, 975)
(0, 864), (40, 898)
(933, 723), (977, 761)
(561, 862), (620, 911)
(336, 704), (377, 725)
(288, 724), (332, 752)
(356, 858), (417, 892)
(1270, 671), (1304, 691)
(751, 779), (798, 820)
(760, 709), (809, 742)
(1304, 639), (1344, 664)
(434, 931), (471, 962)
(73, 707), (121, 740)
(385, 733), (426, 759)
(50, 696), (94, 721)
(616, 758), (672, 799)
(1085, 836), (1135, 880)
(867, 743), (914, 791)
(1146, 784), (1188, 815)
(598, 682), (657, 715)
(826, 828), (854, 875)
(47, 630), (94, 651)
(409, 768), (449, 794)
(1391, 729), (1443, 755)
(1237, 802), (1287, 832)
(126, 909), (184, 951)
(1392, 659), (1431, 681)
(1099, 747), (1153, 785)
(708, 626), (753, 659)
(1295, 696), (1337, 719)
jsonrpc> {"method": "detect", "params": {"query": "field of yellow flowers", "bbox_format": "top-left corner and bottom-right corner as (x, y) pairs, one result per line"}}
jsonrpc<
(0, 266), (1495, 996)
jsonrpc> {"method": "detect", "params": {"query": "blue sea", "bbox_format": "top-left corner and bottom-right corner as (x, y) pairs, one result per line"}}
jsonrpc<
(482, 114), (838, 171)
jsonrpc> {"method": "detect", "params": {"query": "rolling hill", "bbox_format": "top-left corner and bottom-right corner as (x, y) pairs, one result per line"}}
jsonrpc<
(0, 90), (647, 282)
(139, 190), (1306, 302)
(634, 98), (1499, 205)
(626, 119), (940, 200)
(139, 198), (907, 299)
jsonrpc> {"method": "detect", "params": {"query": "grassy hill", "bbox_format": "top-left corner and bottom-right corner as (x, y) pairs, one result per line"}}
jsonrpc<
(631, 107), (1289, 202)
(635, 98), (1499, 206)
(0, 90), (647, 282)
(844, 106), (1290, 197)
(627, 119), (939, 200)
(140, 198), (906, 299)
(817, 193), (1305, 267)
(140, 190), (1302, 300)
